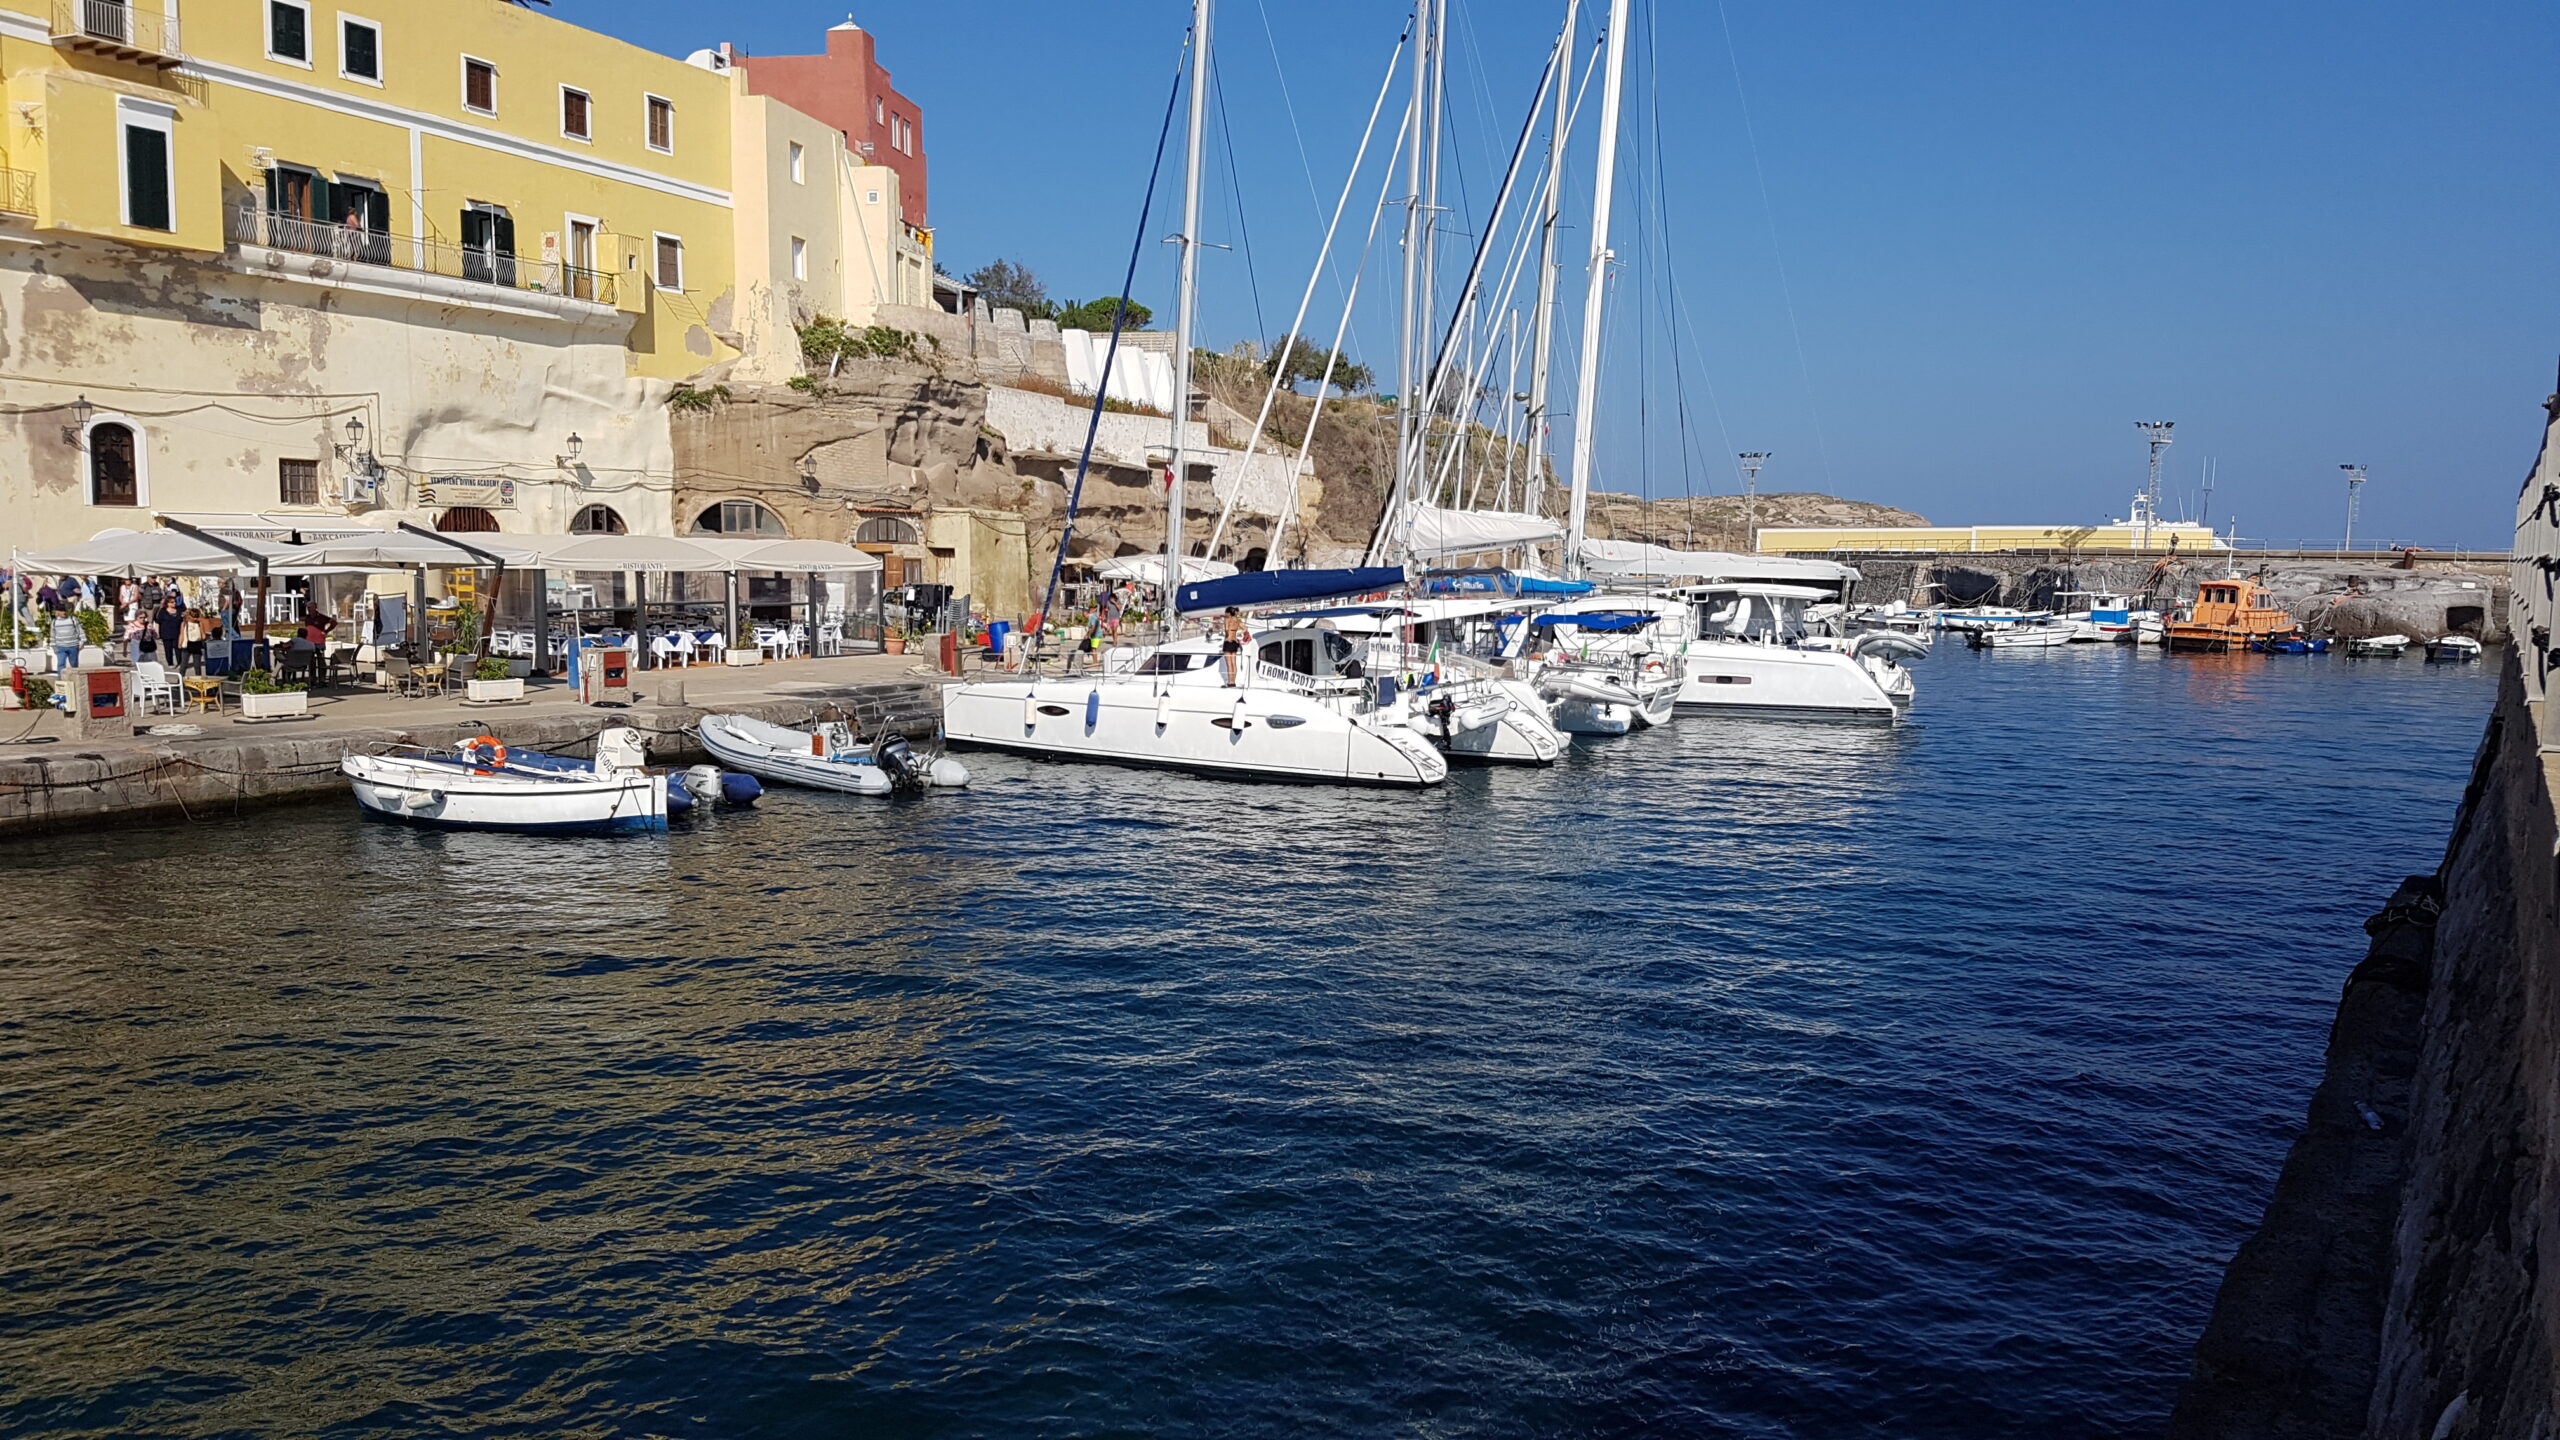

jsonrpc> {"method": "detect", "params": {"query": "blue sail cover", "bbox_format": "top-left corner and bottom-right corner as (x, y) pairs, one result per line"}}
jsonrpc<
(1176, 566), (1406, 614)
(1530, 611), (1656, 631)
(1418, 569), (1593, 598)
(1514, 576), (1594, 595)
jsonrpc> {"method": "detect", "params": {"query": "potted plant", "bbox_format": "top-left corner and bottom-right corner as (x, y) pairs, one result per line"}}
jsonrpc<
(465, 655), (524, 703)
(237, 667), (309, 719)
(724, 620), (761, 665)
(884, 628), (908, 656)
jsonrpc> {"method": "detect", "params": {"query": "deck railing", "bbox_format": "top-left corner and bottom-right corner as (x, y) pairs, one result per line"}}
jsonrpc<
(228, 204), (615, 306)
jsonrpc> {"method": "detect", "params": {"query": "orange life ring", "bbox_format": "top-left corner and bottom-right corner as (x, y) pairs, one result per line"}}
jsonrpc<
(462, 735), (508, 770)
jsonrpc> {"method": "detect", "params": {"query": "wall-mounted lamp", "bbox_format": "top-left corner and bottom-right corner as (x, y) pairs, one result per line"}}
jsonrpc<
(557, 432), (584, 468)
(342, 414), (366, 452)
(61, 394), (92, 446)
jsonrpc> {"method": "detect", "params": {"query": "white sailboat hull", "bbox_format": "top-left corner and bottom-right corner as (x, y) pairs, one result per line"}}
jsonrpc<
(943, 677), (1447, 787)
(1673, 642), (1901, 720)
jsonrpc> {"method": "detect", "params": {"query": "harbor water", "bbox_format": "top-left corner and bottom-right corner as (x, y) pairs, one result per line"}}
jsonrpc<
(0, 647), (2496, 1437)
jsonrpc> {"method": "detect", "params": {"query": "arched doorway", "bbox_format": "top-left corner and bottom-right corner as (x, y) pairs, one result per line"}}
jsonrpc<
(854, 514), (922, 587)
(436, 506), (501, 533)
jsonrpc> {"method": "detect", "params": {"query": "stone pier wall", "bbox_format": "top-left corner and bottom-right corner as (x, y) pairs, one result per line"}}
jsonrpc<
(0, 681), (941, 841)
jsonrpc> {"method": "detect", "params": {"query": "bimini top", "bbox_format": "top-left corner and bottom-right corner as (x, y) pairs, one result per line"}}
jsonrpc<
(1176, 566), (1406, 614)
(1528, 610), (1657, 631)
(1673, 582), (1839, 601)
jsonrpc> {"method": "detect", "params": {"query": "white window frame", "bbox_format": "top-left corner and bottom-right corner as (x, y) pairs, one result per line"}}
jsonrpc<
(558, 84), (592, 144)
(643, 93), (674, 155)
(82, 413), (150, 508)
(265, 0), (313, 68)
(789, 235), (807, 281)
(787, 140), (805, 185)
(337, 13), (382, 86)
(652, 231), (684, 293)
(874, 97), (884, 124)
(460, 54), (497, 117)
(115, 98), (176, 233)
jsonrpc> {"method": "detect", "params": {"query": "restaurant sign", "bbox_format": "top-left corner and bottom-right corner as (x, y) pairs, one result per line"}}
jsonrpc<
(418, 476), (518, 510)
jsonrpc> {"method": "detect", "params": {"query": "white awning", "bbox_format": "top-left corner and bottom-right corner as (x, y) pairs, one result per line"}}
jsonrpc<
(1576, 539), (1860, 585)
(15, 527), (297, 578)
(155, 512), (391, 543)
(1398, 506), (1563, 558)
(1090, 555), (1238, 586)
(689, 538), (885, 574)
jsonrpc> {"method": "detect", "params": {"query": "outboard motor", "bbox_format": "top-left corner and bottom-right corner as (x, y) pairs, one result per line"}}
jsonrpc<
(1424, 693), (1457, 736)
(872, 732), (931, 795)
(684, 763), (724, 800)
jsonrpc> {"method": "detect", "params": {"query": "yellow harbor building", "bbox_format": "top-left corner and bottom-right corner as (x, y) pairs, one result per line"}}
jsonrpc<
(0, 0), (932, 551)
(1756, 522), (2230, 555)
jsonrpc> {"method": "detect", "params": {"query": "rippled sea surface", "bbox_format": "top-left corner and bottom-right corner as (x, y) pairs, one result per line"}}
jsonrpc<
(0, 645), (2496, 1438)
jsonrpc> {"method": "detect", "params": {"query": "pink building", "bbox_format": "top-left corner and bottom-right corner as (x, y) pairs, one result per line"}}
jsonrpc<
(738, 20), (930, 228)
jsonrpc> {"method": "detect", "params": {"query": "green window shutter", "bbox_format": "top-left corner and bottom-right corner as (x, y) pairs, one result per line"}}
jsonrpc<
(124, 125), (170, 231)
(493, 213), (516, 256)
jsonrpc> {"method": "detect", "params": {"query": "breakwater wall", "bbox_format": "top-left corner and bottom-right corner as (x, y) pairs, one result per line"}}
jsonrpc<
(1836, 551), (2510, 643)
(0, 680), (942, 840)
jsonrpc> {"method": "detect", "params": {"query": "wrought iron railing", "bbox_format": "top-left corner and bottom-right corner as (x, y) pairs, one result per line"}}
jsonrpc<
(52, 0), (181, 60)
(227, 204), (616, 306)
(0, 168), (33, 218)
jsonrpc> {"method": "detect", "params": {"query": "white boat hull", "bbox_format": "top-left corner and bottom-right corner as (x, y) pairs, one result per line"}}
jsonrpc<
(1430, 680), (1564, 765)
(699, 714), (968, 795)
(942, 677), (1447, 787)
(1673, 642), (1900, 719)
(344, 752), (667, 832)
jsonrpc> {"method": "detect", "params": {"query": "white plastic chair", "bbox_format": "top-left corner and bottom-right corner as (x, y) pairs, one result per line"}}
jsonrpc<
(784, 622), (809, 659)
(816, 622), (844, 657)
(133, 661), (182, 714)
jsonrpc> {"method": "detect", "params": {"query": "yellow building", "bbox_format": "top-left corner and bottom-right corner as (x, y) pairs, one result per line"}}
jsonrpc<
(1757, 523), (2230, 555)
(0, 0), (747, 548)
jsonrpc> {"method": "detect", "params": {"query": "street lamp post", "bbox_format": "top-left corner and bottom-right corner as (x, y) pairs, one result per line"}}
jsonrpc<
(2134, 422), (2175, 550)
(1737, 452), (1769, 552)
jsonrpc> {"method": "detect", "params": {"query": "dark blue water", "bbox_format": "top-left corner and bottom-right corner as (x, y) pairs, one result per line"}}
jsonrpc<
(0, 647), (2494, 1437)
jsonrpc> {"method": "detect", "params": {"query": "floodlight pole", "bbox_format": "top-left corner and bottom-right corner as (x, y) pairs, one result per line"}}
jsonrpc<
(2134, 421), (2175, 550)
(1737, 452), (1770, 551)
(2340, 464), (2368, 552)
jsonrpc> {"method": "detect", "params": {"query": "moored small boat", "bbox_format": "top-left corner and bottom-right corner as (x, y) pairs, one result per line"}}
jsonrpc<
(1967, 622), (2077, 650)
(699, 713), (970, 795)
(2253, 636), (2331, 655)
(2166, 578), (2302, 654)
(2345, 633), (2412, 657)
(344, 727), (675, 833)
(2425, 635), (2484, 663)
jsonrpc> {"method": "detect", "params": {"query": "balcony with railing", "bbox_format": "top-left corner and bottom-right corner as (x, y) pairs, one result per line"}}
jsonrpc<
(227, 204), (617, 308)
(52, 0), (184, 67)
(0, 168), (34, 219)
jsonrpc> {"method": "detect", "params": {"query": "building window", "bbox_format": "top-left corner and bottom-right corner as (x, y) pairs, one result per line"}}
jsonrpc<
(790, 236), (807, 281)
(691, 500), (786, 536)
(118, 101), (173, 232)
(560, 86), (590, 142)
(646, 95), (674, 154)
(460, 202), (515, 286)
(570, 504), (626, 535)
(462, 56), (496, 115)
(654, 233), (683, 292)
(278, 458), (320, 506)
(787, 140), (805, 184)
(267, 0), (309, 64)
(89, 423), (139, 507)
(339, 16), (380, 82)
(854, 516), (919, 545)
(874, 97), (884, 124)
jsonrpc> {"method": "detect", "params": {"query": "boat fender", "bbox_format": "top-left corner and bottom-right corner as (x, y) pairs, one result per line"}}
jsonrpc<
(720, 772), (763, 806)
(1023, 693), (1039, 731)
(1155, 692), (1173, 730)
(397, 788), (443, 812)
(1085, 688), (1101, 730)
(460, 735), (507, 771)
(928, 756), (972, 788)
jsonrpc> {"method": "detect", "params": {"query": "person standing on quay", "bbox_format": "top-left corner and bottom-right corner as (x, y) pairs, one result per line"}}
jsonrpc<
(219, 577), (242, 640)
(154, 595), (186, 674)
(49, 604), (82, 676)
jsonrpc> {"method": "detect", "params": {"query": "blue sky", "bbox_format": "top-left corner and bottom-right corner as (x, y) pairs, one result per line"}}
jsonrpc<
(584, 1), (2554, 548)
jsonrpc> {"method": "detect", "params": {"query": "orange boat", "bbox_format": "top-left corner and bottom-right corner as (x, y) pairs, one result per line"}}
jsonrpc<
(2165, 577), (2301, 653)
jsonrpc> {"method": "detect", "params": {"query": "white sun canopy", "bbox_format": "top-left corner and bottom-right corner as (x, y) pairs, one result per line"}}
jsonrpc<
(689, 538), (885, 574)
(1091, 555), (1238, 586)
(1397, 506), (1564, 558)
(1576, 539), (1860, 586)
(14, 527), (298, 578)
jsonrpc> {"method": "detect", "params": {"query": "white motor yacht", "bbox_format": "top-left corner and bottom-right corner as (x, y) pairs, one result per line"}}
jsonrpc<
(1671, 583), (1920, 719)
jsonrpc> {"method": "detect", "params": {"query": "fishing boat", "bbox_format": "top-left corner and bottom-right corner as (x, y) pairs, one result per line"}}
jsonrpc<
(344, 727), (680, 833)
(2426, 635), (2484, 663)
(2165, 578), (2301, 653)
(1967, 621), (2077, 650)
(699, 714), (970, 795)
(2054, 591), (2160, 642)
(2345, 633), (2412, 657)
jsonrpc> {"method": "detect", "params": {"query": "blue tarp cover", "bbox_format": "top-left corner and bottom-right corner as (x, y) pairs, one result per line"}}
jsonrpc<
(1531, 611), (1656, 631)
(1177, 566), (1406, 614)
(1418, 570), (1593, 597)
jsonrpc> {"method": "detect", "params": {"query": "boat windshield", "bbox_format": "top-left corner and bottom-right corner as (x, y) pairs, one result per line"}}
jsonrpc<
(1695, 593), (1810, 643)
(1255, 630), (1360, 677)
(1136, 651), (1213, 675)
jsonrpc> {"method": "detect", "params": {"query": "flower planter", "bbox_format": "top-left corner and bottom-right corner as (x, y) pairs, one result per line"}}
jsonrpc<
(239, 690), (308, 720)
(465, 677), (525, 703)
(723, 649), (761, 667)
(884, 635), (908, 656)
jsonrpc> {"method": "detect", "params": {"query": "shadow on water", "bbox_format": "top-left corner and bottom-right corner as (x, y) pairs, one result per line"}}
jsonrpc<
(0, 646), (2496, 1437)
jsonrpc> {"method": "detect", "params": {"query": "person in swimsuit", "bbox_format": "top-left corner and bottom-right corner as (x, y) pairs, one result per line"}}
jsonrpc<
(1218, 606), (1250, 687)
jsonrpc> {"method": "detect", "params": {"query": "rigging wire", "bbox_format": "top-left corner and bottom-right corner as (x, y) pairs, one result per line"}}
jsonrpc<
(1031, 28), (1192, 643)
(1210, 52), (1271, 348)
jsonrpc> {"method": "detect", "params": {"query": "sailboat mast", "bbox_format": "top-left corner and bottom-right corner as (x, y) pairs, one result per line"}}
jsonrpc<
(1526, 0), (1574, 519)
(1562, 0), (1629, 578)
(1418, 0), (1447, 429)
(1165, 0), (1212, 617)
(1391, 0), (1431, 537)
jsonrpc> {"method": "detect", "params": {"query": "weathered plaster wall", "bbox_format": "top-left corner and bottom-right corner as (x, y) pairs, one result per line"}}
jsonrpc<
(0, 238), (678, 548)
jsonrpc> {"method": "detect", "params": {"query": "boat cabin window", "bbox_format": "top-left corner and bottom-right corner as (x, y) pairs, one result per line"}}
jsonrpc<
(1136, 651), (1211, 675)
(1695, 593), (1808, 642)
(2202, 585), (2236, 604)
(1257, 630), (1358, 677)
